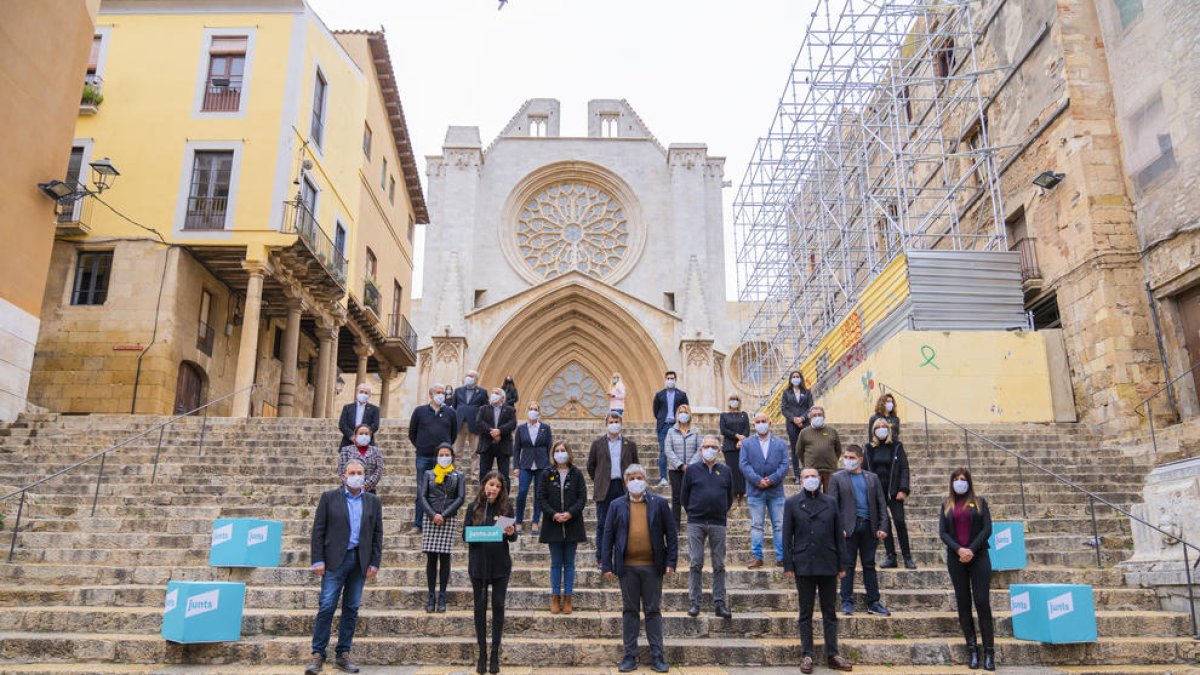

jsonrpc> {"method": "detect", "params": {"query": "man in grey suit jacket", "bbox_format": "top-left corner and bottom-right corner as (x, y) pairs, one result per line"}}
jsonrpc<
(827, 445), (891, 617)
(306, 460), (383, 675)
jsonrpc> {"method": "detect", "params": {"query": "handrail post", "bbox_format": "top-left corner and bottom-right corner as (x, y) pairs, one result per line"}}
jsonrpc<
(1016, 456), (1027, 520)
(1184, 544), (1198, 639)
(90, 451), (107, 518)
(1089, 496), (1101, 568)
(7, 491), (25, 563)
(150, 424), (166, 484)
(1146, 399), (1157, 456)
(198, 404), (209, 457)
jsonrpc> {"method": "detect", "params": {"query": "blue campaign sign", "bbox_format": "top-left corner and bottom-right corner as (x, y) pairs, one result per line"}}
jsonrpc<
(1010, 584), (1097, 644)
(465, 525), (504, 543)
(209, 518), (284, 568)
(161, 581), (246, 643)
(988, 521), (1027, 571)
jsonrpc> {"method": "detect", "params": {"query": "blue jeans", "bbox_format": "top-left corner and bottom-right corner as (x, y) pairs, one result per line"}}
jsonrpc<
(516, 468), (543, 526)
(656, 422), (671, 481)
(413, 455), (437, 529)
(747, 494), (785, 561)
(549, 541), (578, 595)
(310, 550), (366, 658)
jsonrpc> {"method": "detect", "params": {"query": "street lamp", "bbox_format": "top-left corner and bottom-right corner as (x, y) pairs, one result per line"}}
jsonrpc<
(88, 157), (120, 193)
(1032, 171), (1065, 190)
(37, 157), (120, 202)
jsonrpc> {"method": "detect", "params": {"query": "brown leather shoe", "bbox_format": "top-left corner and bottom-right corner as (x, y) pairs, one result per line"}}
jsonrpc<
(304, 654), (325, 675)
(334, 653), (360, 673)
(800, 655), (815, 674)
(828, 654), (854, 671)
(551, 594), (561, 614)
(562, 595), (573, 614)
(747, 558), (764, 569)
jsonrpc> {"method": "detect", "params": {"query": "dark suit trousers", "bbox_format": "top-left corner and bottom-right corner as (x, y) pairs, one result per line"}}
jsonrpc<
(840, 518), (880, 605)
(479, 451), (511, 490)
(795, 574), (839, 658)
(786, 422), (802, 480)
(948, 550), (994, 649)
(594, 479), (625, 562)
(882, 499), (911, 559)
(619, 566), (665, 661)
(668, 468), (685, 525)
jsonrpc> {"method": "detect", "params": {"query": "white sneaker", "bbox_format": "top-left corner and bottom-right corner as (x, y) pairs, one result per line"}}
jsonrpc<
(657, 478), (669, 487)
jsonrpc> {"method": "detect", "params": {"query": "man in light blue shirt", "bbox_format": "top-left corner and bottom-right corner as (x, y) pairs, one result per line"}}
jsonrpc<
(739, 412), (790, 568)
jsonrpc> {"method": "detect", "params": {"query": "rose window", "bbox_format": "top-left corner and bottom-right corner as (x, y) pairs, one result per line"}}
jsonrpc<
(516, 182), (630, 280)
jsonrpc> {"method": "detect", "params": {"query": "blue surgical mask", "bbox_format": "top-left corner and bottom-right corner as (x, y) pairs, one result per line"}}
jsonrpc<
(437, 456), (453, 468)
(875, 427), (890, 440)
(803, 476), (822, 492)
(953, 479), (970, 495)
(665, 379), (676, 389)
(345, 475), (365, 490)
(433, 393), (446, 405)
(355, 434), (371, 447)
(626, 479), (647, 495)
(678, 413), (690, 424)
(465, 376), (476, 386)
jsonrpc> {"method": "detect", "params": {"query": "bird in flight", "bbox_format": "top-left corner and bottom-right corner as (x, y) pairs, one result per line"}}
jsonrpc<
(498, 0), (508, 9)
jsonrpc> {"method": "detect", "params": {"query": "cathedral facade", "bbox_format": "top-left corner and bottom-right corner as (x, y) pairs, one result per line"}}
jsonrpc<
(407, 99), (741, 422)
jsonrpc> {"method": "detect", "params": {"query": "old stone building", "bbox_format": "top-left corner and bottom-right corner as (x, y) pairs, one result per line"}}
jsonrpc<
(408, 99), (735, 422)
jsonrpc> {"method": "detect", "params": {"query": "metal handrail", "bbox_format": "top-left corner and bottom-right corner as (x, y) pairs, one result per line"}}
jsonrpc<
(1134, 360), (1200, 456)
(2, 384), (256, 564)
(878, 381), (1199, 638)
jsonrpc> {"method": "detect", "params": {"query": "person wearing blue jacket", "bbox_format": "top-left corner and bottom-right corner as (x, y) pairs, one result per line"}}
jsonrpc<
(739, 412), (791, 568)
(600, 464), (677, 674)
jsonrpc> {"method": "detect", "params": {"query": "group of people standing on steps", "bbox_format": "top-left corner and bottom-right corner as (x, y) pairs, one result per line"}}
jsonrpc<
(302, 370), (998, 674)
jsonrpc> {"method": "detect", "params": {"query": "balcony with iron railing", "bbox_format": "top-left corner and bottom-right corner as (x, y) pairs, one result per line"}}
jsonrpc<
(363, 278), (381, 317)
(281, 199), (347, 289)
(1012, 237), (1043, 292)
(183, 196), (229, 230)
(387, 312), (418, 358)
(197, 321), (215, 357)
(80, 74), (103, 115)
(201, 75), (243, 112)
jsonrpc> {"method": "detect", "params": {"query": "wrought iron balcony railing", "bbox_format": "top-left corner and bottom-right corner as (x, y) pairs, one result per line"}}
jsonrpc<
(1012, 237), (1041, 283)
(363, 279), (381, 317)
(387, 313), (417, 354)
(281, 199), (347, 287)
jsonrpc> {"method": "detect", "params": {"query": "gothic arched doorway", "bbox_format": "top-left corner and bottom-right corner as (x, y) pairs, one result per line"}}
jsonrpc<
(475, 283), (668, 423)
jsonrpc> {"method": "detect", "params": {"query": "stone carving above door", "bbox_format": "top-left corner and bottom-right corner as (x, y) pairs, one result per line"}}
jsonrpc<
(539, 361), (608, 418)
(516, 182), (629, 281)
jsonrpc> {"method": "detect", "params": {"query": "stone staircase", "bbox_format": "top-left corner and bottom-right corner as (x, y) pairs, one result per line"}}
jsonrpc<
(0, 413), (1196, 674)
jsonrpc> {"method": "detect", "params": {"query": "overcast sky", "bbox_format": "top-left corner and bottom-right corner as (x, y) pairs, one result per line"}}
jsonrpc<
(309, 0), (817, 299)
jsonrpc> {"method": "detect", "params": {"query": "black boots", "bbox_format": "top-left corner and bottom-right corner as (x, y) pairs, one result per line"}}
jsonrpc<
(983, 648), (996, 671)
(489, 643), (501, 673)
(436, 591), (447, 613)
(966, 638), (980, 669)
(476, 642), (487, 674)
(425, 592), (436, 613)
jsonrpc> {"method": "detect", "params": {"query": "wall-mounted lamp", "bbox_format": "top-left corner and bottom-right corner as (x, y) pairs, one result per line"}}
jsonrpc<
(1032, 170), (1065, 190)
(37, 157), (121, 203)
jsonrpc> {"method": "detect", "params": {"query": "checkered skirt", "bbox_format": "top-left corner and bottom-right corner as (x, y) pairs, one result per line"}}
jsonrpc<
(421, 514), (460, 554)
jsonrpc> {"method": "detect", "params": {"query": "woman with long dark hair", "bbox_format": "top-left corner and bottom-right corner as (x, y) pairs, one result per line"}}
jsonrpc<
(868, 392), (900, 443)
(538, 441), (587, 614)
(937, 468), (995, 671)
(780, 370), (813, 483)
(464, 471), (517, 673)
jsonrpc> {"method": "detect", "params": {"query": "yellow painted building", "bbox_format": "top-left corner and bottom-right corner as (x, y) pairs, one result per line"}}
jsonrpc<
(28, 0), (427, 418)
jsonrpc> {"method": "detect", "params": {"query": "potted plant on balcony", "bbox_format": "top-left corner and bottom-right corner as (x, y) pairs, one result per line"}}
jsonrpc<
(80, 83), (104, 114)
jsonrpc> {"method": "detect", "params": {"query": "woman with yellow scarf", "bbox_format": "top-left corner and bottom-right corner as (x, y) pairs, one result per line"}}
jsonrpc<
(417, 443), (466, 613)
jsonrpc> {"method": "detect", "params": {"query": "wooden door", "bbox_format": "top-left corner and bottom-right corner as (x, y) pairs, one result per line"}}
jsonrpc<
(1178, 285), (1200, 398)
(174, 362), (204, 414)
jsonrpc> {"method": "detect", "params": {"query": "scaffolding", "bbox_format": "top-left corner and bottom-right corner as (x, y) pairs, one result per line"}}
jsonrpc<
(733, 0), (1010, 407)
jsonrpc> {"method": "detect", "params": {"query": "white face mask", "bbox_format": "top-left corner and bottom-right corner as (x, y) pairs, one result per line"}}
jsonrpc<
(953, 479), (970, 495)
(728, 400), (739, 409)
(554, 451), (570, 464)
(665, 379), (676, 389)
(755, 422), (771, 435)
(885, 401), (894, 412)
(528, 410), (539, 421)
(356, 392), (369, 403)
(608, 422), (621, 435)
(875, 427), (890, 441)
(355, 434), (371, 447)
(433, 393), (446, 405)
(345, 474), (365, 490)
(437, 456), (453, 468)
(464, 376), (475, 386)
(701, 447), (719, 463)
(490, 393), (502, 405)
(844, 458), (860, 471)
(802, 476), (822, 492)
(791, 378), (803, 387)
(677, 412), (690, 424)
(626, 479), (647, 496)
(612, 377), (619, 384)
(811, 416), (826, 428)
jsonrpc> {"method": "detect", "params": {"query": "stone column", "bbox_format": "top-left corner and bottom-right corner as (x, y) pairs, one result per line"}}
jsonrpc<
(379, 366), (394, 419)
(312, 325), (334, 418)
(232, 262), (268, 417)
(277, 300), (303, 417)
(354, 342), (373, 389)
(325, 328), (341, 419)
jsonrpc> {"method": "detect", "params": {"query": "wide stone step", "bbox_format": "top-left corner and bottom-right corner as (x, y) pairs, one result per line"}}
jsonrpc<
(0, 632), (1191, 667)
(0, 665), (1192, 675)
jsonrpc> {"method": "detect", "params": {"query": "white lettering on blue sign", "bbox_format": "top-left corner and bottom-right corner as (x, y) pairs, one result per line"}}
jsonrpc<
(164, 589), (178, 613)
(211, 523), (233, 547)
(1010, 591), (1030, 616)
(185, 589), (221, 618)
(995, 527), (1012, 550)
(1048, 591), (1075, 620)
(247, 525), (269, 547)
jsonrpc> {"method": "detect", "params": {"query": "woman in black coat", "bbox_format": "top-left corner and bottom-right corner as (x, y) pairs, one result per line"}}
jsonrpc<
(537, 441), (587, 615)
(417, 443), (465, 613)
(780, 370), (813, 482)
(463, 471), (517, 674)
(866, 417), (913, 569)
(937, 468), (995, 671)
(718, 394), (750, 502)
